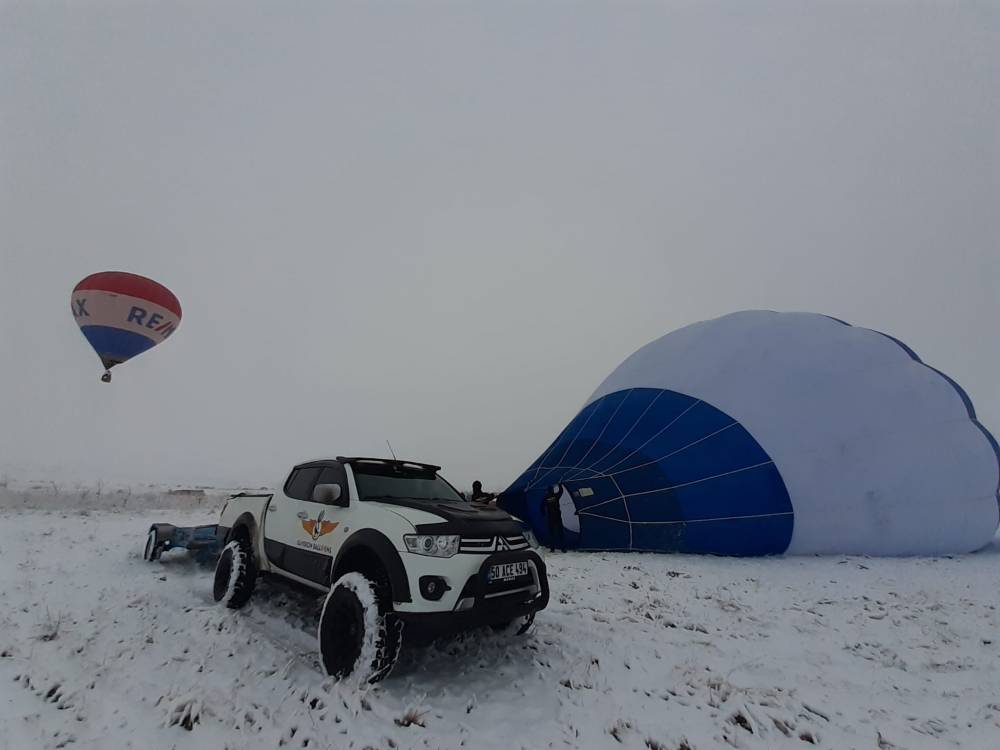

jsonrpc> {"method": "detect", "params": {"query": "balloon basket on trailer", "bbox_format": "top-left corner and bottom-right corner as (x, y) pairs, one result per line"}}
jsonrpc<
(143, 523), (221, 565)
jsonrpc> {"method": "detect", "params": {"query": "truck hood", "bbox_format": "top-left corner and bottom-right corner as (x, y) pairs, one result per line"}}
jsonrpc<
(373, 503), (451, 528)
(370, 498), (522, 536)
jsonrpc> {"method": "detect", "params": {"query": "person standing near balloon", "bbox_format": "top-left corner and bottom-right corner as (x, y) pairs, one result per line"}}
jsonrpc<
(71, 271), (182, 382)
(470, 480), (494, 504)
(541, 484), (567, 552)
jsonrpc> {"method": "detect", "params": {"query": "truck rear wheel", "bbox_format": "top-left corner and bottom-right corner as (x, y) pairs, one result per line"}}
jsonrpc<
(318, 572), (402, 683)
(213, 539), (256, 609)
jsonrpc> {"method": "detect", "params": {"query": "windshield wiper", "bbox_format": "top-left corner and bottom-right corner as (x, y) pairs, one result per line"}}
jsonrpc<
(364, 495), (461, 503)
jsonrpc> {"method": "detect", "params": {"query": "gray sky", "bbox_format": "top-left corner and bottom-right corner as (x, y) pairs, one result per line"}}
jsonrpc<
(2, 1), (997, 490)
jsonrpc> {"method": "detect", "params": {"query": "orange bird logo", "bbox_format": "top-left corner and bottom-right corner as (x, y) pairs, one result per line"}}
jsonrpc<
(301, 509), (338, 540)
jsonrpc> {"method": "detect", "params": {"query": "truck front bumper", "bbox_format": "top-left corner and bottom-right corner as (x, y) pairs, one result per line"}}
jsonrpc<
(396, 550), (549, 635)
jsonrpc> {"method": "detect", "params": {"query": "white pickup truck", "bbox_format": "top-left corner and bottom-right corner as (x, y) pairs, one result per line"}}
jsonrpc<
(211, 457), (549, 682)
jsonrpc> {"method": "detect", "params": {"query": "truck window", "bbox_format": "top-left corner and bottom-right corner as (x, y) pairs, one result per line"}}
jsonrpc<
(352, 465), (465, 503)
(285, 467), (322, 501)
(315, 464), (348, 503)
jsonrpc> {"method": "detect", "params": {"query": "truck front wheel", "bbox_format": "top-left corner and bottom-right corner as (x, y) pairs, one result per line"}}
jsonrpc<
(213, 539), (256, 609)
(318, 572), (402, 683)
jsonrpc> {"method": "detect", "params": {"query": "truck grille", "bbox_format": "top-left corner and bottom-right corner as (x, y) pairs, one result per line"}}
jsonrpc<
(459, 534), (530, 554)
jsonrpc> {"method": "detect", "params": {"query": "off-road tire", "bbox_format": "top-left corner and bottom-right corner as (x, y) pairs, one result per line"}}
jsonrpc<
(490, 611), (536, 636)
(318, 572), (402, 683)
(143, 529), (162, 562)
(213, 539), (256, 609)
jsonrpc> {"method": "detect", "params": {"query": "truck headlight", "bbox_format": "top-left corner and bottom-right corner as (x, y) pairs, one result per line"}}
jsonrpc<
(522, 528), (541, 550)
(404, 534), (460, 558)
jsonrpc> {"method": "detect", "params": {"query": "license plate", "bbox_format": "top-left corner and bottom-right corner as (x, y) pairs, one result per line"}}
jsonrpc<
(488, 561), (529, 583)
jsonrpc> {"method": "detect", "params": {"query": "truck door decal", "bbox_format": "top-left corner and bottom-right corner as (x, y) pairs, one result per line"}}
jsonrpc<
(302, 510), (338, 540)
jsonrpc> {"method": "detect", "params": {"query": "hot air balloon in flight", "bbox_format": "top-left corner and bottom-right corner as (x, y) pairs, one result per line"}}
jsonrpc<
(499, 311), (1000, 557)
(71, 271), (182, 382)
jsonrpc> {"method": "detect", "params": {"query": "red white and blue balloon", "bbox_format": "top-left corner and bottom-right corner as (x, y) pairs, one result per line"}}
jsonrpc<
(71, 271), (182, 382)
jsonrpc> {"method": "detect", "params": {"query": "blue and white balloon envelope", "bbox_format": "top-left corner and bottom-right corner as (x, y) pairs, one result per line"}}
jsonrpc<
(499, 311), (999, 556)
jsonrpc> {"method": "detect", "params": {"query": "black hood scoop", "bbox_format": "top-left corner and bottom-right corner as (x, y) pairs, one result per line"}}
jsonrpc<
(374, 497), (523, 536)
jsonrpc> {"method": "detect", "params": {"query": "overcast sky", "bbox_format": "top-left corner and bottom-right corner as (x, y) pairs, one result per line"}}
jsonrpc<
(2, 1), (997, 490)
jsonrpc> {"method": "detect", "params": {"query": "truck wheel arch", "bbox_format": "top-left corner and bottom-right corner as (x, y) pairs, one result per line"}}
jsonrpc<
(228, 513), (257, 545)
(332, 530), (411, 604)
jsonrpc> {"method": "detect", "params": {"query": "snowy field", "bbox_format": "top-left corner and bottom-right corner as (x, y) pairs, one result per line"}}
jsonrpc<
(2, 489), (999, 750)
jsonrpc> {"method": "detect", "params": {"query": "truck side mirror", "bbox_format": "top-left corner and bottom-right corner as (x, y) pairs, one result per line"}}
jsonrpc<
(312, 483), (346, 507)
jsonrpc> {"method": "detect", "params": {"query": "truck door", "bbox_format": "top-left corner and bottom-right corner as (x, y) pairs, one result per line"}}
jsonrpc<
(264, 463), (351, 586)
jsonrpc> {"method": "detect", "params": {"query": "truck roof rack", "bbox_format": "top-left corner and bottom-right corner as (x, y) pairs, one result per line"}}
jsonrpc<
(336, 456), (442, 473)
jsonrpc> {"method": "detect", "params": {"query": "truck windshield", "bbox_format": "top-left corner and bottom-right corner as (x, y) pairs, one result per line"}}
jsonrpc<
(353, 469), (465, 503)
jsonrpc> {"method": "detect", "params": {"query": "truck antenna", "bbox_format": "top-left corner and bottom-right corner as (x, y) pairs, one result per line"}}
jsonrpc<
(386, 440), (398, 460)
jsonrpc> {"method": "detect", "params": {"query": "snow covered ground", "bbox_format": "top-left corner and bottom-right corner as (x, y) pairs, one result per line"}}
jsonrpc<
(1, 492), (999, 750)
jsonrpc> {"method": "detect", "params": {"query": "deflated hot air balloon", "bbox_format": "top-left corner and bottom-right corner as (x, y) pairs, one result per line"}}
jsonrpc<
(71, 271), (182, 382)
(499, 311), (1000, 556)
